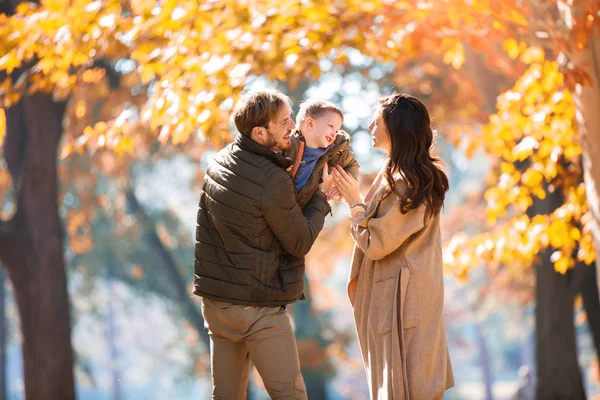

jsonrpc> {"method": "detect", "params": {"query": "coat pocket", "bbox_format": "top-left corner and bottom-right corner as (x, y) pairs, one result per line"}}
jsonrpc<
(374, 275), (398, 335)
(399, 265), (419, 330)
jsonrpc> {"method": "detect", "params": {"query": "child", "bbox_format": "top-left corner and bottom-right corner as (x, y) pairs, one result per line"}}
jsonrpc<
(283, 99), (360, 208)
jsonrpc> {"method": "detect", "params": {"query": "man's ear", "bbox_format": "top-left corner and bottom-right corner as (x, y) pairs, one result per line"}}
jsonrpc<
(251, 126), (266, 138)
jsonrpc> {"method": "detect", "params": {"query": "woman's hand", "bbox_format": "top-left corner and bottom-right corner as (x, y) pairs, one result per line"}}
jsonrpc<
(331, 165), (362, 206)
(326, 187), (342, 201)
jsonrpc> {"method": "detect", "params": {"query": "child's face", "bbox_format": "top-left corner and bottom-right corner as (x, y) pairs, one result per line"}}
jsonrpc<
(303, 111), (343, 149)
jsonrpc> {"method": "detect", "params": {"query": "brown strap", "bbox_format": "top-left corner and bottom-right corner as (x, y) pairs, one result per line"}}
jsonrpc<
(288, 140), (305, 179)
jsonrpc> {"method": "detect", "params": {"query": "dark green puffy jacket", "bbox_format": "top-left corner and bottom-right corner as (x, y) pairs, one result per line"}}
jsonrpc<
(193, 134), (331, 306)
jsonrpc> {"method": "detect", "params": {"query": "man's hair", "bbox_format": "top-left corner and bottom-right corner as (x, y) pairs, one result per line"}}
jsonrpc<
(296, 99), (343, 127)
(233, 90), (291, 136)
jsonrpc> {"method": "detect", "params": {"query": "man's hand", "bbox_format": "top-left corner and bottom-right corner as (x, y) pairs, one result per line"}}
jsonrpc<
(319, 163), (334, 194)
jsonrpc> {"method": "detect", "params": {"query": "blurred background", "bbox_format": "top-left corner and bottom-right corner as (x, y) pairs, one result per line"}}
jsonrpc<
(1, 0), (600, 399)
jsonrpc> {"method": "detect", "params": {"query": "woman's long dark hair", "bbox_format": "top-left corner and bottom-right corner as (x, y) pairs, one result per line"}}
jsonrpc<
(378, 93), (449, 215)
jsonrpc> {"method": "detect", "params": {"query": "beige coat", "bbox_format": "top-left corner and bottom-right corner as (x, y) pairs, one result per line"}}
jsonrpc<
(348, 168), (454, 400)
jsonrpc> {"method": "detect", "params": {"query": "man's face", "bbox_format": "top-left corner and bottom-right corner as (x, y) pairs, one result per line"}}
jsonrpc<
(302, 111), (343, 149)
(264, 104), (295, 151)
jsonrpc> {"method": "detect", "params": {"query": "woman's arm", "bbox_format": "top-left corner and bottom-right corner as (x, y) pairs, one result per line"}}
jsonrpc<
(332, 166), (426, 260)
(350, 198), (426, 260)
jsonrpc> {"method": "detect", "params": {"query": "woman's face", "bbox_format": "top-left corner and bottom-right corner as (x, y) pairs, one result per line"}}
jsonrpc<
(368, 109), (391, 153)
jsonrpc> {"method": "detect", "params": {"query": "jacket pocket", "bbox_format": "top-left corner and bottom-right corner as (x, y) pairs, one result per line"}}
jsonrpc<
(374, 275), (398, 335)
(399, 264), (419, 330)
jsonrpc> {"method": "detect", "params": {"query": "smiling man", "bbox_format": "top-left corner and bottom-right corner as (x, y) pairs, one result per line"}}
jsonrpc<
(194, 89), (332, 399)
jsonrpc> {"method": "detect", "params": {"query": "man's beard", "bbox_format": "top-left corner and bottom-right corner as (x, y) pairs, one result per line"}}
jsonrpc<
(265, 128), (289, 152)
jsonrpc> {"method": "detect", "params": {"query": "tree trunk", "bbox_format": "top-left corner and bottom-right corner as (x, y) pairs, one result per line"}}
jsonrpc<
(106, 275), (122, 400)
(580, 263), (600, 362)
(571, 31), (600, 298)
(475, 324), (494, 400)
(535, 252), (586, 400)
(0, 267), (7, 400)
(530, 187), (586, 400)
(0, 93), (75, 399)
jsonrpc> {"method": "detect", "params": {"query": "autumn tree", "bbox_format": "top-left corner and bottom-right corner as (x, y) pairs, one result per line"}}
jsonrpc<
(0, 0), (74, 395)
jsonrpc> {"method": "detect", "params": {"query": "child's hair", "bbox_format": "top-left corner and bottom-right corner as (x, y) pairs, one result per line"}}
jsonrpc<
(295, 99), (343, 127)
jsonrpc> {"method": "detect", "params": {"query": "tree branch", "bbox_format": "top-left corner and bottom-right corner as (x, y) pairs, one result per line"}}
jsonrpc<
(125, 186), (210, 349)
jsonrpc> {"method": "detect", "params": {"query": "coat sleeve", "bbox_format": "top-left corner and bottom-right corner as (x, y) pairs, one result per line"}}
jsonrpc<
(261, 171), (331, 258)
(350, 195), (426, 261)
(340, 148), (360, 181)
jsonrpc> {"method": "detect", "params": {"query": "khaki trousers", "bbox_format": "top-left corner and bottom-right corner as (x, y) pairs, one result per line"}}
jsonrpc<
(201, 298), (308, 400)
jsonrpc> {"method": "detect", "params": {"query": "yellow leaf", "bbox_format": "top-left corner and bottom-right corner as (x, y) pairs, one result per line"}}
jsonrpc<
(140, 64), (156, 84)
(532, 187), (547, 200)
(520, 47), (545, 64)
(3, 92), (21, 108)
(16, 2), (32, 14)
(38, 58), (55, 75)
(72, 52), (89, 67)
(554, 256), (572, 274)
(0, 53), (21, 74)
(564, 144), (581, 160)
(522, 169), (543, 188)
(75, 101), (87, 118)
(492, 20), (506, 31)
(82, 68), (106, 83)
(94, 121), (107, 133)
(114, 136), (134, 155)
(443, 42), (465, 70)
(60, 143), (73, 160)
(502, 38), (521, 60)
(500, 162), (515, 174)
(517, 194), (532, 211)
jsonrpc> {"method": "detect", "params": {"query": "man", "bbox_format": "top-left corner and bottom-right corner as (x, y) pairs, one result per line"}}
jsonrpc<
(194, 89), (332, 399)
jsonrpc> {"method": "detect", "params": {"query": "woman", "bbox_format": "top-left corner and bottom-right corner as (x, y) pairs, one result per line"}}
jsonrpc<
(331, 93), (454, 399)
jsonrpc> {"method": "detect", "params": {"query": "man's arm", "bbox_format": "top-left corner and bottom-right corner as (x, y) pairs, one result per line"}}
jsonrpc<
(261, 172), (331, 257)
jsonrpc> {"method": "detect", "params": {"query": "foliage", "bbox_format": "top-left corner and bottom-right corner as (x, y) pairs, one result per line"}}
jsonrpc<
(445, 53), (595, 277)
